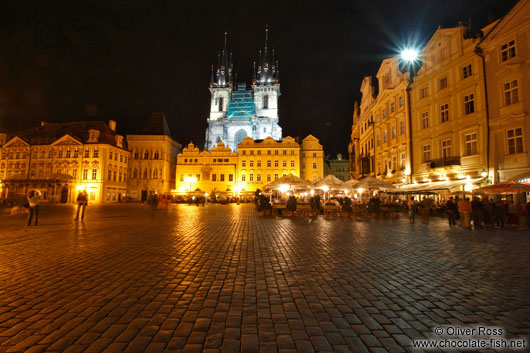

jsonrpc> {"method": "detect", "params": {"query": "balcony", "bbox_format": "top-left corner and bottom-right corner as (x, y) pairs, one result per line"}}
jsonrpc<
(427, 156), (461, 168)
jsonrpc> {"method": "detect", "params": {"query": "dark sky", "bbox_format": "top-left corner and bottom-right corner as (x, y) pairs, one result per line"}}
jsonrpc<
(0, 0), (515, 156)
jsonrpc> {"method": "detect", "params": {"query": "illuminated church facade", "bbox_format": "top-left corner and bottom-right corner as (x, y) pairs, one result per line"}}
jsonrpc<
(204, 28), (283, 152)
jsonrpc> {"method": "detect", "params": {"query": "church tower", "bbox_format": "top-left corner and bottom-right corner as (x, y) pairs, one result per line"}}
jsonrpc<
(204, 27), (282, 152)
(208, 31), (233, 121)
(252, 25), (281, 123)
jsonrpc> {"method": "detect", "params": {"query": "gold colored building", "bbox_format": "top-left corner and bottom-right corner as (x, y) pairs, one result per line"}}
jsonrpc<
(175, 141), (238, 196)
(477, 0), (530, 184)
(300, 135), (324, 182)
(0, 120), (129, 203)
(410, 24), (488, 184)
(174, 135), (324, 197)
(127, 113), (182, 201)
(373, 58), (412, 184)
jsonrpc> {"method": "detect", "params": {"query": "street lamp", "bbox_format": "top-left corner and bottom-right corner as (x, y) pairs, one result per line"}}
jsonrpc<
(400, 48), (419, 63)
(481, 169), (488, 178)
(322, 185), (329, 200)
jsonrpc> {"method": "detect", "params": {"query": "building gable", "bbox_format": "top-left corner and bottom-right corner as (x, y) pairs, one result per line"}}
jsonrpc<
(51, 134), (83, 146)
(3, 136), (30, 148)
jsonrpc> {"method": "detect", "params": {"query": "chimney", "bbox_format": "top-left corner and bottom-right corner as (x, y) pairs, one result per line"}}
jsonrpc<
(109, 120), (116, 131)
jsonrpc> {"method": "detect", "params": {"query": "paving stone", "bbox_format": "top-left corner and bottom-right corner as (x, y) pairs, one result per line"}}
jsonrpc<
(0, 204), (529, 353)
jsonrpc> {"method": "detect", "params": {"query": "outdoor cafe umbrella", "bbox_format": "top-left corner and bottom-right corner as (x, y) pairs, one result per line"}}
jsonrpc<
(345, 178), (359, 188)
(263, 173), (313, 191)
(355, 176), (394, 191)
(313, 175), (348, 191)
(473, 181), (530, 195)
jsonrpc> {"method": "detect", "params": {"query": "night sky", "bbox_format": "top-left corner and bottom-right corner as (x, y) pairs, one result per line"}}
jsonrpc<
(0, 0), (515, 156)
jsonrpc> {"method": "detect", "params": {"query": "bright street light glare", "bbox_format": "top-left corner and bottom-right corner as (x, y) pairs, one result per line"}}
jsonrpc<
(401, 49), (419, 62)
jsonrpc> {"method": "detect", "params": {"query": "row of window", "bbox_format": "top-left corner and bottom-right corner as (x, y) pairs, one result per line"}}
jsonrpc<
(376, 152), (407, 174)
(1, 149), (127, 163)
(133, 150), (161, 160)
(240, 149), (296, 156)
(242, 160), (296, 168)
(132, 168), (161, 179)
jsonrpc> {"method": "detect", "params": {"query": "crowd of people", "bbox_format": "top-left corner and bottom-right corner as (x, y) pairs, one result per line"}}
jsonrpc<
(406, 195), (530, 229)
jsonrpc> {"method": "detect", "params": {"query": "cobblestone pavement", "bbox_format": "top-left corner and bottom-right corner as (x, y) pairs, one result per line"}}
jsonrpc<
(0, 204), (529, 353)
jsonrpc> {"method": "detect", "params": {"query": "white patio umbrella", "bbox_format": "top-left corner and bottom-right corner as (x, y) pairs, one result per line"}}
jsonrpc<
(345, 178), (359, 189)
(356, 176), (394, 191)
(313, 175), (348, 191)
(263, 174), (313, 191)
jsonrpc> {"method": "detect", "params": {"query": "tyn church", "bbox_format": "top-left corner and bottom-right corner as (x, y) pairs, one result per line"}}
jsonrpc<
(204, 27), (282, 152)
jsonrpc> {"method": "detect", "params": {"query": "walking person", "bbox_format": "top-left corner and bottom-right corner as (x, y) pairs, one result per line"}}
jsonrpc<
(446, 197), (457, 226)
(75, 189), (88, 220)
(27, 190), (40, 226)
(407, 196), (417, 223)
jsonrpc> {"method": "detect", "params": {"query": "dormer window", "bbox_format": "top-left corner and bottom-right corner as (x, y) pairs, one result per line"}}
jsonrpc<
(263, 95), (269, 109)
(87, 129), (100, 143)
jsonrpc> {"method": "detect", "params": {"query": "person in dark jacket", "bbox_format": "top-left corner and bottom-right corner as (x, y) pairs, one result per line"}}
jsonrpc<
(446, 197), (457, 226)
(471, 197), (483, 229)
(75, 189), (88, 220)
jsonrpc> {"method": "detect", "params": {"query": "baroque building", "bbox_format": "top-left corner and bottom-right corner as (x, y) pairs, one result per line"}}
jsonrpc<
(175, 136), (324, 197)
(0, 120), (129, 203)
(410, 24), (488, 185)
(325, 153), (349, 181)
(349, 58), (412, 184)
(127, 113), (182, 201)
(477, 0), (530, 185)
(204, 28), (282, 152)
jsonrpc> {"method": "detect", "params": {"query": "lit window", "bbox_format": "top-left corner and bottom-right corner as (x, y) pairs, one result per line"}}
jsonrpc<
(242, 160), (246, 167)
(390, 102), (395, 113)
(400, 121), (405, 135)
(290, 160), (295, 167)
(282, 160), (287, 167)
(82, 168), (88, 179)
(58, 150), (63, 158)
(65, 150), (71, 158)
(267, 160), (271, 167)
(257, 160), (261, 167)
(392, 126), (396, 139)
(220, 174), (225, 181)
(313, 162), (317, 169)
(257, 174), (261, 182)
(249, 173), (254, 181)
(92, 169), (97, 180)
(229, 174), (233, 181)
(267, 174), (271, 182)
(465, 133), (477, 156)
(274, 173), (278, 180)
(399, 96), (403, 107)
(241, 174), (246, 181)
(383, 130), (387, 142)
(274, 160), (279, 167)
(93, 149), (98, 158)
(212, 174), (217, 181)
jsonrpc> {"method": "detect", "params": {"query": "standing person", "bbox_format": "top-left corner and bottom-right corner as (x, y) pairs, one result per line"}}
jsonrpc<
(471, 197), (483, 229)
(421, 197), (432, 224)
(458, 197), (472, 228)
(446, 197), (457, 226)
(147, 192), (158, 215)
(27, 190), (40, 226)
(408, 196), (417, 223)
(75, 189), (88, 220)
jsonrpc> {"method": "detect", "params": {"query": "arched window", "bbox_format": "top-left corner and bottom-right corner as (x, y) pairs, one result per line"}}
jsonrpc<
(263, 95), (269, 109)
(154, 151), (159, 160)
(219, 97), (224, 112)
(133, 168), (138, 178)
(134, 151), (139, 159)
(153, 169), (158, 179)
(144, 150), (149, 159)
(143, 169), (148, 179)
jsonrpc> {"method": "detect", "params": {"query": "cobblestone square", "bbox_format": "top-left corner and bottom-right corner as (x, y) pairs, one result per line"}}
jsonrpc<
(0, 204), (529, 352)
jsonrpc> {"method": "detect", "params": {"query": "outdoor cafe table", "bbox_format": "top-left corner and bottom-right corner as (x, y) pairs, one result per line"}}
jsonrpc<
(272, 203), (286, 216)
(296, 203), (312, 216)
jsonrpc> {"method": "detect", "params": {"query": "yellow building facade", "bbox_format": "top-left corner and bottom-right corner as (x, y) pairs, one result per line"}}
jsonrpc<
(126, 113), (182, 201)
(478, 0), (530, 184)
(174, 135), (324, 197)
(175, 141), (238, 196)
(0, 121), (129, 203)
(349, 59), (412, 185)
(410, 25), (488, 184)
